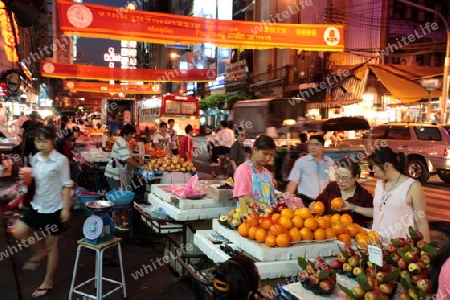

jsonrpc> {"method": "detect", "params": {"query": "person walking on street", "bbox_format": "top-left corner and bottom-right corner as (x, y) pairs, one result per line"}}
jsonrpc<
(12, 126), (73, 298)
(167, 119), (180, 155)
(285, 135), (335, 206)
(180, 124), (193, 161)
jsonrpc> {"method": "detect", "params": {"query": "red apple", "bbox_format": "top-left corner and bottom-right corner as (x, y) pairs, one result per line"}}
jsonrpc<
(411, 246), (421, 255)
(353, 266), (364, 276)
(381, 261), (389, 272)
(366, 266), (376, 278)
(379, 283), (394, 295)
(352, 285), (365, 299)
(405, 251), (419, 263)
(314, 257), (326, 269)
(366, 277), (376, 289)
(416, 230), (424, 240)
(393, 237), (407, 247)
(306, 263), (316, 275)
(387, 243), (397, 253)
(299, 270), (309, 281)
(331, 259), (343, 269)
(344, 245), (355, 256)
(406, 238), (415, 246)
(416, 239), (427, 250)
(417, 259), (426, 270)
(319, 278), (335, 291)
(411, 268), (429, 283)
(391, 253), (401, 263)
(309, 274), (320, 285)
(398, 258), (408, 270)
(400, 270), (411, 280)
(408, 262), (422, 275)
(416, 278), (431, 293)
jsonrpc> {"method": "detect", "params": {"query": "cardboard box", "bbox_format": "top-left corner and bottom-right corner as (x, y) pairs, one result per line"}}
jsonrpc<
(206, 184), (234, 201)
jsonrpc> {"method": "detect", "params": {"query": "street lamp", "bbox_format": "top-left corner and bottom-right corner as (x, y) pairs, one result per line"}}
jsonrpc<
(397, 0), (450, 124)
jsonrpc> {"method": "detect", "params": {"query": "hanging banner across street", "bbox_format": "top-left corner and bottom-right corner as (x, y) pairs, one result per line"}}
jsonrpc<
(40, 61), (217, 82)
(57, 0), (344, 51)
(62, 80), (162, 94)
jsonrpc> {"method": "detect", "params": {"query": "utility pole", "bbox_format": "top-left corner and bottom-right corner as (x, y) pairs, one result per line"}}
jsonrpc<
(396, 0), (450, 124)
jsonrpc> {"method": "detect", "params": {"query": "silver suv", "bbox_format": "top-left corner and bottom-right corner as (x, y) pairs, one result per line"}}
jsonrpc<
(340, 123), (450, 183)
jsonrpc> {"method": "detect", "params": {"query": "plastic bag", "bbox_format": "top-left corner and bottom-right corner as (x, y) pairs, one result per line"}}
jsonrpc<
(285, 196), (305, 209)
(162, 175), (205, 198)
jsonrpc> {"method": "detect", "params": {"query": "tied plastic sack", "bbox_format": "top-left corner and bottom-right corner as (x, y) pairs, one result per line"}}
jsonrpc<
(162, 174), (206, 199)
(285, 197), (305, 209)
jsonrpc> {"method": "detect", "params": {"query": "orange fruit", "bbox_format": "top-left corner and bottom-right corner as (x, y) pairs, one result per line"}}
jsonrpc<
(346, 223), (361, 237)
(289, 227), (302, 243)
(314, 228), (326, 241)
(332, 222), (346, 235)
(356, 235), (369, 249)
(293, 208), (303, 216)
(325, 228), (336, 239)
(265, 234), (277, 247)
(276, 233), (291, 247)
(292, 215), (304, 228)
(317, 216), (331, 230)
(299, 227), (313, 241)
(238, 223), (250, 237)
(312, 201), (325, 215)
(304, 217), (319, 231)
(299, 207), (312, 219)
(340, 214), (353, 227)
(281, 208), (294, 219)
(367, 230), (380, 244)
(331, 197), (344, 209)
(271, 213), (281, 223)
(259, 217), (272, 230)
(255, 228), (267, 243)
(248, 226), (258, 240)
(338, 233), (352, 246)
(269, 223), (286, 236)
(331, 213), (341, 224)
(355, 231), (368, 240)
(279, 216), (293, 230)
(246, 215), (259, 227)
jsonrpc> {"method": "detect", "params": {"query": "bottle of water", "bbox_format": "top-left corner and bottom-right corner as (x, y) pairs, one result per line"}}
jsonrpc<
(157, 207), (167, 220)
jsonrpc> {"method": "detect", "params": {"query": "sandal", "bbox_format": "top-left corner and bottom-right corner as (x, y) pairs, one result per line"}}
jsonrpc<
(32, 287), (53, 298)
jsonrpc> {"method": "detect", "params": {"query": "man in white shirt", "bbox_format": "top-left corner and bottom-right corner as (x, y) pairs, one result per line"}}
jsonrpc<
(286, 135), (335, 206)
(211, 120), (234, 165)
(153, 122), (171, 155)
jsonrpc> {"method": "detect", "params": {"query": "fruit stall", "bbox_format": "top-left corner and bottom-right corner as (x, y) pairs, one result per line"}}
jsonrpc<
(185, 196), (440, 299)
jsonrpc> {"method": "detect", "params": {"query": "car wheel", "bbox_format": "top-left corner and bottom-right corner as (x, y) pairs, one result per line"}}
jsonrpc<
(406, 159), (430, 183)
(438, 170), (450, 183)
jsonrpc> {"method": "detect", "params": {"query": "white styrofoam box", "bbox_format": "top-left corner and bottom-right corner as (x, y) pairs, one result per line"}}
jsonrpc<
(147, 194), (234, 221)
(151, 185), (235, 209)
(212, 219), (343, 262)
(206, 184), (234, 201)
(194, 230), (301, 279)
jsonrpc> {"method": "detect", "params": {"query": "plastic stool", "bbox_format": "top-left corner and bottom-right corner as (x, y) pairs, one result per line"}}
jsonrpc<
(69, 237), (127, 300)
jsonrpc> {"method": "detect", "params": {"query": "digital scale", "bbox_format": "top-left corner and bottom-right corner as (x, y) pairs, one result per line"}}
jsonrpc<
(83, 201), (115, 245)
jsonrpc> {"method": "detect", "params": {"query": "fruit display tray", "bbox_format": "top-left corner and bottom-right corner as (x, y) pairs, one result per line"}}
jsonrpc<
(212, 219), (343, 262)
(147, 194), (235, 221)
(151, 184), (235, 209)
(194, 230), (301, 279)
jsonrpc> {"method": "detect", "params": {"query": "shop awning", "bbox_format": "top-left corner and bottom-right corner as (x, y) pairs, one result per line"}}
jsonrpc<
(367, 65), (442, 103)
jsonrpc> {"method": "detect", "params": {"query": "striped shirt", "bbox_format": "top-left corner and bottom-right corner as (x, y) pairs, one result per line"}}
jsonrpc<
(105, 136), (132, 180)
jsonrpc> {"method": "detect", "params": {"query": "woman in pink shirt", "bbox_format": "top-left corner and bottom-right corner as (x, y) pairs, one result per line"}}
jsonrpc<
(233, 135), (276, 211)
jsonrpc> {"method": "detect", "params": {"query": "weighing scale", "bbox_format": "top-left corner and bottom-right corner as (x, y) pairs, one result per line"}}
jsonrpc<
(83, 201), (115, 245)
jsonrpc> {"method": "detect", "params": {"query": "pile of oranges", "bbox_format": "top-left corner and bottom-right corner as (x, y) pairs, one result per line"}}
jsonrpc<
(237, 201), (377, 248)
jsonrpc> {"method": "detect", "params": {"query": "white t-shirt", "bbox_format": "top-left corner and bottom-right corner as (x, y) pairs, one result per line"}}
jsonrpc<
(215, 128), (234, 148)
(153, 132), (171, 153)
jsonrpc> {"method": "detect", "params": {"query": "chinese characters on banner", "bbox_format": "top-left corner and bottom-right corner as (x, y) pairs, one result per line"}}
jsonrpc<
(63, 80), (162, 94)
(57, 0), (344, 51)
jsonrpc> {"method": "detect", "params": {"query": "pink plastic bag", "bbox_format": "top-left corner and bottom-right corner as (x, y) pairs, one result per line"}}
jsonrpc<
(285, 197), (305, 209)
(162, 175), (205, 198)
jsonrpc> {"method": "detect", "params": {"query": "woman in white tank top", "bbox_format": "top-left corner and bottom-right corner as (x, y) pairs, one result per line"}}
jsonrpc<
(339, 146), (430, 244)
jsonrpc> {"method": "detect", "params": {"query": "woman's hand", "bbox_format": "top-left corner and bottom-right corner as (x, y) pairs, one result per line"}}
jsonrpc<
(257, 285), (275, 300)
(333, 200), (352, 212)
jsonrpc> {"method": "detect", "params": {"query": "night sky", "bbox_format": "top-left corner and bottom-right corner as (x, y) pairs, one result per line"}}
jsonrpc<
(75, 0), (139, 66)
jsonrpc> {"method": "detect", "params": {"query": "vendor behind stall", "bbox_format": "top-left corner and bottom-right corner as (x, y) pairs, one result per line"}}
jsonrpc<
(104, 124), (143, 190)
(233, 135), (277, 211)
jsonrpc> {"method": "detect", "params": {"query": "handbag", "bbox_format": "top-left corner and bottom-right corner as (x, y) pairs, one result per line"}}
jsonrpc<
(22, 178), (36, 208)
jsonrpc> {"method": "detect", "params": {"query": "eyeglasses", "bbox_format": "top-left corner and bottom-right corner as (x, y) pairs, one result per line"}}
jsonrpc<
(335, 174), (355, 182)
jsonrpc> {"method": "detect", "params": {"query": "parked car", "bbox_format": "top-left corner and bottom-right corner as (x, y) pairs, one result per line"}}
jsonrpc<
(340, 122), (450, 183)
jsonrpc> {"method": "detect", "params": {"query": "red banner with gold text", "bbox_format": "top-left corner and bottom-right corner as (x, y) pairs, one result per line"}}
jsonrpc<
(57, 0), (344, 51)
(41, 61), (217, 82)
(63, 80), (162, 94)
